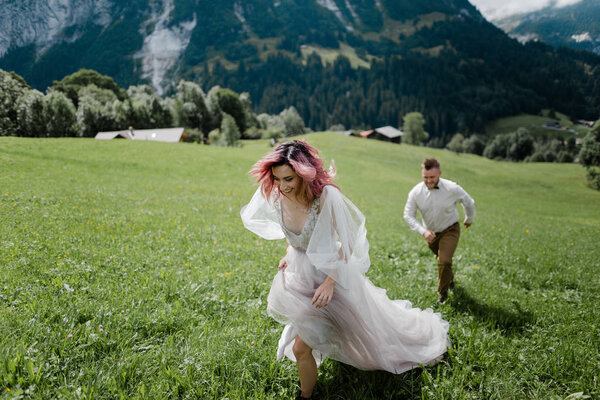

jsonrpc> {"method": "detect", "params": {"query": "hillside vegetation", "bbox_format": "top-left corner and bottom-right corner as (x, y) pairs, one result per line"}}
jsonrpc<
(0, 133), (599, 399)
(2, 0), (599, 138)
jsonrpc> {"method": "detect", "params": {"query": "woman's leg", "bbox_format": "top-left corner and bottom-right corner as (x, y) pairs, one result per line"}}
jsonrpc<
(293, 336), (317, 397)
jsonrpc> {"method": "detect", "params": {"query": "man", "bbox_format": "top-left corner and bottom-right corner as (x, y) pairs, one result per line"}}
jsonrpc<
(403, 158), (476, 304)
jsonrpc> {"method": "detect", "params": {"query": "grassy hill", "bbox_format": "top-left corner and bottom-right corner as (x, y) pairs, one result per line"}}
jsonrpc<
(1, 133), (599, 399)
(484, 111), (592, 138)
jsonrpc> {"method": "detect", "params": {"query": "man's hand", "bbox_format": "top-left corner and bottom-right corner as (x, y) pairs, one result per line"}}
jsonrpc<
(423, 230), (436, 243)
(312, 277), (336, 308)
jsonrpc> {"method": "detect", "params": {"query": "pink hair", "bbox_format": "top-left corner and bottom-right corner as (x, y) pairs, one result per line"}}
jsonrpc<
(250, 139), (339, 204)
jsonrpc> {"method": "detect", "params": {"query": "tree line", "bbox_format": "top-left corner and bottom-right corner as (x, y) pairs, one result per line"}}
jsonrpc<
(0, 68), (306, 146)
(198, 19), (600, 142)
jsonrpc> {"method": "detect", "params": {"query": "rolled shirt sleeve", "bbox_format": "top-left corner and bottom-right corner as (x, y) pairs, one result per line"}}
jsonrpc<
(456, 185), (476, 224)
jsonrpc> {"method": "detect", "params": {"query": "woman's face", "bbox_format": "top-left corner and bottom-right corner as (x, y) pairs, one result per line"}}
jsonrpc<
(272, 164), (300, 198)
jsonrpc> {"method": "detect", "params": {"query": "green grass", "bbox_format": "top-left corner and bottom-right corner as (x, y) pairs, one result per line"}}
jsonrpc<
(300, 43), (372, 69)
(484, 111), (591, 138)
(1, 133), (599, 399)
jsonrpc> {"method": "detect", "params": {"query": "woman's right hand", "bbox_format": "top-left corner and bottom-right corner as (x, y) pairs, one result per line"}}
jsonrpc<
(278, 256), (288, 271)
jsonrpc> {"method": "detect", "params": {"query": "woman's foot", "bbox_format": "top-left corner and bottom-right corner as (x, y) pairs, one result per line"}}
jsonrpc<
(296, 391), (312, 400)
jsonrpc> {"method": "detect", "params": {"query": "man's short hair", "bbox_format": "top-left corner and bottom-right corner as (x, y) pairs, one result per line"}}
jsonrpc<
(421, 158), (440, 170)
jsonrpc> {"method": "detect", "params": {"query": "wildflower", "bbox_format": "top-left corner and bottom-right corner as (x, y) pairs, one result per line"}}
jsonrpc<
(67, 334), (73, 339)
(525, 229), (530, 233)
(224, 272), (231, 277)
(472, 265), (478, 269)
(98, 324), (104, 333)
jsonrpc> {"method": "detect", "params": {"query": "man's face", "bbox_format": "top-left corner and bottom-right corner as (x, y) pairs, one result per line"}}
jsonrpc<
(422, 168), (441, 189)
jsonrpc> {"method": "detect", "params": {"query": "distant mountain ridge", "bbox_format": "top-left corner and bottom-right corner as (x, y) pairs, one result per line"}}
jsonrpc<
(1, 0), (599, 138)
(0, 0), (481, 93)
(492, 0), (600, 54)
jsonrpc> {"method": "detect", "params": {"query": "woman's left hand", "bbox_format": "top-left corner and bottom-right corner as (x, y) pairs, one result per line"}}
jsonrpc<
(312, 277), (336, 308)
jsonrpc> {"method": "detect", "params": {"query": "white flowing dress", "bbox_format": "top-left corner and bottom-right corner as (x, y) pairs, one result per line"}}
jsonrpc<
(240, 185), (450, 374)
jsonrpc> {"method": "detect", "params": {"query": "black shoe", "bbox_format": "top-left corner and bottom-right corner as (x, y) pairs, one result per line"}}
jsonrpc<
(296, 392), (312, 400)
(449, 281), (455, 290)
(436, 292), (448, 304)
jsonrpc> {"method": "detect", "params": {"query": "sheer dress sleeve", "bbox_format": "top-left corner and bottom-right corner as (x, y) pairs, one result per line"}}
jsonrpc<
(306, 185), (370, 290)
(240, 187), (285, 240)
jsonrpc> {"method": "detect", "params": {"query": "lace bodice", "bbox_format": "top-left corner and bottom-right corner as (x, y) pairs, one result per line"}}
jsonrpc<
(241, 185), (370, 289)
(274, 197), (320, 250)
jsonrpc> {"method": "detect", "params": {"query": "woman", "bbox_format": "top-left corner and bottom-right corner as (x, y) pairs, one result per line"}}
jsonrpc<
(240, 140), (449, 400)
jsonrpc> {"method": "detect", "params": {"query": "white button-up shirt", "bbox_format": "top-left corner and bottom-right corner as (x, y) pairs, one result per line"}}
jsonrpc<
(403, 178), (476, 235)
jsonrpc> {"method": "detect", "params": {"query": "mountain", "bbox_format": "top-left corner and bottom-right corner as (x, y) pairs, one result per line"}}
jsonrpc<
(492, 0), (600, 55)
(0, 0), (482, 92)
(1, 0), (599, 138)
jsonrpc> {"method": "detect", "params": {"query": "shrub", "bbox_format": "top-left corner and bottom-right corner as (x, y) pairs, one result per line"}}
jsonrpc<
(183, 128), (204, 143)
(483, 133), (511, 160)
(221, 113), (241, 146)
(446, 133), (465, 153)
(506, 128), (534, 161)
(556, 151), (574, 163)
(463, 135), (486, 155)
(208, 128), (225, 146)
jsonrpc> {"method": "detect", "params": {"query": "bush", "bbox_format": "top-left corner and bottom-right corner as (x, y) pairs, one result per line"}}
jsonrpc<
(208, 128), (225, 146)
(483, 128), (534, 161)
(586, 167), (600, 190)
(483, 133), (511, 160)
(446, 133), (465, 153)
(578, 120), (600, 189)
(402, 111), (429, 145)
(526, 152), (547, 162)
(544, 151), (556, 163)
(506, 128), (534, 161)
(16, 89), (46, 137)
(463, 135), (486, 155)
(281, 106), (306, 137)
(579, 122), (600, 168)
(556, 151), (574, 163)
(242, 126), (262, 140)
(183, 128), (204, 143)
(46, 91), (79, 137)
(221, 113), (241, 146)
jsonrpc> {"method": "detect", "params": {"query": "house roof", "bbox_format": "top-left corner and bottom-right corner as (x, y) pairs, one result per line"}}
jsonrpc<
(359, 129), (374, 138)
(95, 128), (187, 143)
(95, 130), (133, 140)
(375, 126), (403, 138)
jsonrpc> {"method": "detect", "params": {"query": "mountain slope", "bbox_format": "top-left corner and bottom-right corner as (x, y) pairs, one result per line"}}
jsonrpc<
(0, 0), (480, 92)
(493, 0), (600, 54)
(1, 0), (598, 138)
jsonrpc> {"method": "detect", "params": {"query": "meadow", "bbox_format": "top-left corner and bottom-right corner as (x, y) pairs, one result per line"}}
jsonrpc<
(483, 111), (590, 138)
(0, 133), (599, 399)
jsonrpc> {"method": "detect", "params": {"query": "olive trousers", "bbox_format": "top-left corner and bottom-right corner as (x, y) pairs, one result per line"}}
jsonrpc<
(427, 222), (460, 298)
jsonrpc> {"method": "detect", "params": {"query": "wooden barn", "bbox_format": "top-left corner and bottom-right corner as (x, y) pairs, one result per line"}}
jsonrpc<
(359, 126), (403, 144)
